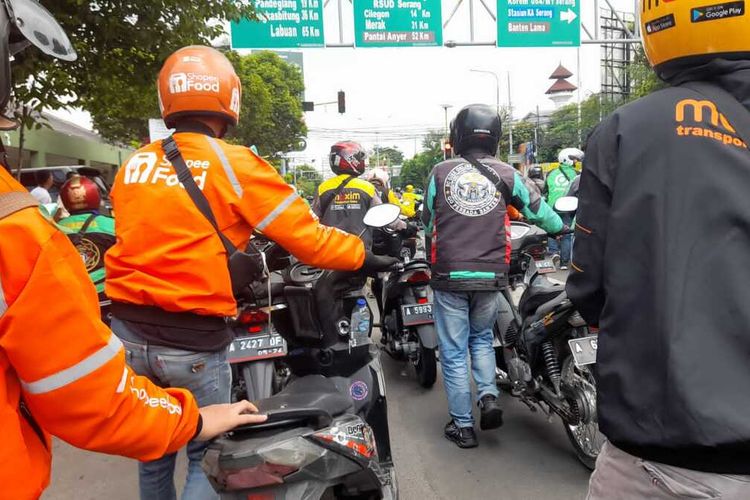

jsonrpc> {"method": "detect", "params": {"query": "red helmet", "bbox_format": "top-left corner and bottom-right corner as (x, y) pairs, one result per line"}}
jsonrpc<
(330, 141), (367, 176)
(60, 175), (100, 212)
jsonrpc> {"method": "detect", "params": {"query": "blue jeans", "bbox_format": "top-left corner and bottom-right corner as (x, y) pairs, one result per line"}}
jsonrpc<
(111, 318), (231, 500)
(433, 290), (501, 428)
(548, 214), (573, 265)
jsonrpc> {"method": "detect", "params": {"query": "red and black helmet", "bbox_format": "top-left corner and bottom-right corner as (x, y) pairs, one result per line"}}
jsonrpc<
(329, 141), (367, 176)
(60, 174), (100, 212)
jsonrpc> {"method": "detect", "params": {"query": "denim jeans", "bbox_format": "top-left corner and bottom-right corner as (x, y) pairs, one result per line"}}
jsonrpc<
(548, 214), (573, 265)
(111, 317), (231, 500)
(433, 290), (501, 428)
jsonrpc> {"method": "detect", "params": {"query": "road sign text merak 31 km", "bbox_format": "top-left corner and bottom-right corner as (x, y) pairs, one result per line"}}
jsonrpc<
(353, 0), (443, 47)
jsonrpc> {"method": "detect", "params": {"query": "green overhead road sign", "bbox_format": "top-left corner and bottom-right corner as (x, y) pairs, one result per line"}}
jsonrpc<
(497, 0), (580, 47)
(231, 0), (324, 49)
(353, 0), (443, 47)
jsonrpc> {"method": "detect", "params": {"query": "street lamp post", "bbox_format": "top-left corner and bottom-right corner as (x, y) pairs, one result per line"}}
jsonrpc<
(470, 69), (513, 157)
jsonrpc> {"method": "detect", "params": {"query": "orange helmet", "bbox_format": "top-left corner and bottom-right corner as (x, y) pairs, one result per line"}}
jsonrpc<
(60, 175), (100, 212)
(157, 45), (241, 128)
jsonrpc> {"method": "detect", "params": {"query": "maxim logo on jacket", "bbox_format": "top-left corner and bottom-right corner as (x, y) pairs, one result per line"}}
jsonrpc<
(675, 99), (747, 149)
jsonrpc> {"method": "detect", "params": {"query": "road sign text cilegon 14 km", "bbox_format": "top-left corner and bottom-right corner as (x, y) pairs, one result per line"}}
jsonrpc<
(353, 0), (443, 47)
(497, 0), (580, 47)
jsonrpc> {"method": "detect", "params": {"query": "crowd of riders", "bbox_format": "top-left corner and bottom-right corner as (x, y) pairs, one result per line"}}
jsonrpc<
(3, 0), (750, 499)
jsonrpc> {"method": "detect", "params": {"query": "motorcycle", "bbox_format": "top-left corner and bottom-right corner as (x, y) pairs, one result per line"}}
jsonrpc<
(495, 197), (603, 469)
(229, 236), (293, 402)
(203, 204), (401, 500)
(377, 229), (438, 388)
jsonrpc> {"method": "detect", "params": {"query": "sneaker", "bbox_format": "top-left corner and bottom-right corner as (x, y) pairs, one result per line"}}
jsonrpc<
(560, 265), (569, 271)
(551, 254), (561, 267)
(478, 395), (504, 430)
(444, 420), (478, 448)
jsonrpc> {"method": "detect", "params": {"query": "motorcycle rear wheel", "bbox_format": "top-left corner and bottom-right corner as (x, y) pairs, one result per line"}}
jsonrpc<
(560, 355), (604, 470)
(413, 335), (437, 388)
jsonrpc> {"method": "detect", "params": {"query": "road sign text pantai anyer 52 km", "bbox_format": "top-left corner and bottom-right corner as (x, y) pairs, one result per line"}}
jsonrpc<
(497, 0), (580, 47)
(354, 0), (443, 47)
(231, 0), (325, 49)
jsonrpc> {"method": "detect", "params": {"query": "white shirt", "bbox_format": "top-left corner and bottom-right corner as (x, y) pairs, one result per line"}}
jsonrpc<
(30, 186), (52, 204)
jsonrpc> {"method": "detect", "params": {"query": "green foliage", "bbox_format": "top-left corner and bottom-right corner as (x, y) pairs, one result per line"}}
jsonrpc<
(629, 46), (668, 100)
(225, 51), (307, 159)
(370, 145), (404, 167)
(535, 96), (618, 161)
(397, 131), (443, 190)
(17, 1), (255, 143)
(287, 163), (322, 198)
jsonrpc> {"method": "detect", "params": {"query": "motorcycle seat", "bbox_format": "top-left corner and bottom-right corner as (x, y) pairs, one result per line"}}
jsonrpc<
(519, 279), (565, 318)
(236, 375), (354, 434)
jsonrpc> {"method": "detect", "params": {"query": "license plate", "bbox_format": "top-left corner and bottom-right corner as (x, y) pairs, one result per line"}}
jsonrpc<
(401, 303), (434, 326)
(568, 335), (598, 367)
(536, 258), (556, 274)
(228, 334), (287, 363)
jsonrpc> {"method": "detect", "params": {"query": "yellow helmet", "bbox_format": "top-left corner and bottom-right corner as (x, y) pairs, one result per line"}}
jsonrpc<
(641, 0), (750, 79)
(405, 185), (414, 193)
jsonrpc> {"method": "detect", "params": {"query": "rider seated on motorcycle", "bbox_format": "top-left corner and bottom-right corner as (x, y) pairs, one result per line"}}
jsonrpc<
(364, 167), (412, 218)
(312, 142), (412, 248)
(56, 175), (115, 323)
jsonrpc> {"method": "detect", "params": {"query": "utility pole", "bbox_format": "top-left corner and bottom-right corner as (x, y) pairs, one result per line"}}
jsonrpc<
(507, 72), (514, 157)
(440, 104), (452, 160)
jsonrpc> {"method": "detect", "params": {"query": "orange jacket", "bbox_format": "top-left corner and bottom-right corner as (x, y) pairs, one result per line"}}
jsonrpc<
(106, 132), (365, 317)
(0, 168), (200, 500)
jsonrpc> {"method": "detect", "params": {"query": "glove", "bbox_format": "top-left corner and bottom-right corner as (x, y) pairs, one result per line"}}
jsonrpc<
(554, 224), (571, 237)
(361, 251), (400, 274)
(402, 222), (419, 238)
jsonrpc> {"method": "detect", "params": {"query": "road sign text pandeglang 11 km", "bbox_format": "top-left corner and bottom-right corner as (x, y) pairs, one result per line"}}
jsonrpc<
(231, 0), (325, 49)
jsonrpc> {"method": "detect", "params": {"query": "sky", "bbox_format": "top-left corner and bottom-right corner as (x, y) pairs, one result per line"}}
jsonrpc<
(48, 0), (638, 174)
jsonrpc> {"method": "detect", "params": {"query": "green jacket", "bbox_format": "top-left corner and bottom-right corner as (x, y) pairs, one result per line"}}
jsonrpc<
(546, 165), (578, 209)
(57, 212), (115, 300)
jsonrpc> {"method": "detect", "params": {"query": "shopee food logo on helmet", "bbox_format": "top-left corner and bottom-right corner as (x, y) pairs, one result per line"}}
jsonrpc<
(168, 72), (220, 94)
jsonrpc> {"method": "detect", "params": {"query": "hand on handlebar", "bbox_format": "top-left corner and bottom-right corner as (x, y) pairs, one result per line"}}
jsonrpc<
(554, 224), (575, 237)
(361, 251), (400, 274)
(401, 222), (419, 238)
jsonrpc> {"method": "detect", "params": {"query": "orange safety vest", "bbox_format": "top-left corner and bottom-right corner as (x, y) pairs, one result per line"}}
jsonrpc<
(0, 168), (199, 500)
(106, 132), (365, 317)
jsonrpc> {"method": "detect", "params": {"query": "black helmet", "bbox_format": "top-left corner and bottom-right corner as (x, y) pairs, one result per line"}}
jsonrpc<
(527, 166), (543, 180)
(0, 0), (76, 130)
(449, 104), (502, 156)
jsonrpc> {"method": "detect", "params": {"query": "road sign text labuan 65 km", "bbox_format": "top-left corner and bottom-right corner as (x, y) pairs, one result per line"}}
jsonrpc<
(497, 0), (580, 48)
(231, 0), (325, 49)
(354, 0), (443, 47)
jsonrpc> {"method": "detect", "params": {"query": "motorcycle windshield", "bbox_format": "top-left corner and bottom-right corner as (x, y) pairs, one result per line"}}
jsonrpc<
(6, 0), (76, 60)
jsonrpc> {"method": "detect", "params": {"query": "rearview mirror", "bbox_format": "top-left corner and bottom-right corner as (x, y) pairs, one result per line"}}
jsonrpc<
(554, 196), (579, 214)
(363, 203), (401, 228)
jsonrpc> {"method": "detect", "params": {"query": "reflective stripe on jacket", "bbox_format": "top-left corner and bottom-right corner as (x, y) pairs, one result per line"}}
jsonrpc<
(106, 132), (366, 318)
(0, 168), (199, 499)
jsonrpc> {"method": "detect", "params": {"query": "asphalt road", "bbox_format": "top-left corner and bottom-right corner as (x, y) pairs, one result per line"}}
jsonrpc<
(45, 274), (590, 500)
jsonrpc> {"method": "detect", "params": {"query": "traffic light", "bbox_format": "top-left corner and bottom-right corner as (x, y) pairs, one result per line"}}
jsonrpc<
(337, 91), (345, 114)
(302, 101), (314, 112)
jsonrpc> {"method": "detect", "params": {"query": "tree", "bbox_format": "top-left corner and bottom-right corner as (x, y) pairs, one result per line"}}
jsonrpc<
(14, 1), (255, 144)
(284, 164), (322, 198)
(536, 95), (618, 161)
(629, 46), (668, 100)
(225, 51), (307, 159)
(370, 146), (404, 167)
(398, 131), (443, 190)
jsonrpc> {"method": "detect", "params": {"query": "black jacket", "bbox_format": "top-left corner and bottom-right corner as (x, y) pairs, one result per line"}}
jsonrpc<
(423, 153), (562, 291)
(568, 60), (750, 473)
